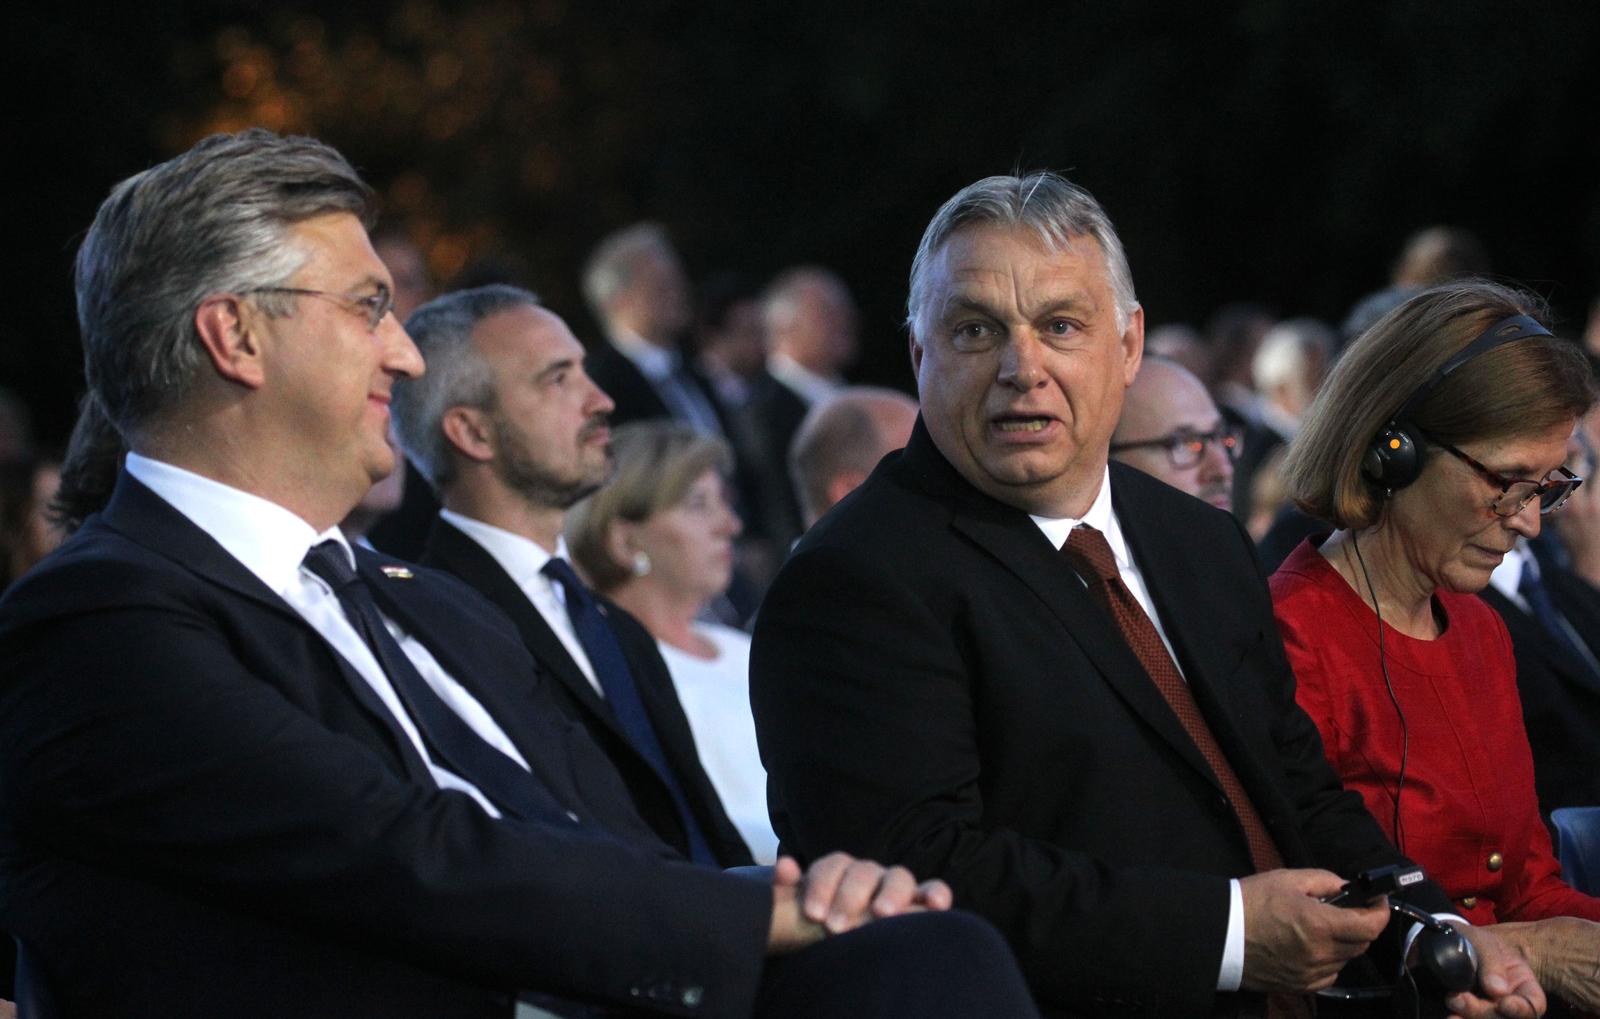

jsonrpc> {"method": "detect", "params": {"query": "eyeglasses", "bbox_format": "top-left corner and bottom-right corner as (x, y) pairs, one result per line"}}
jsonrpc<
(1109, 425), (1243, 469)
(1423, 431), (1584, 516)
(245, 286), (394, 331)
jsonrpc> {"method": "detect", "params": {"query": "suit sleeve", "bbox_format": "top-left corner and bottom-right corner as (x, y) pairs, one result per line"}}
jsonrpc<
(0, 558), (771, 1017)
(751, 543), (1233, 1014)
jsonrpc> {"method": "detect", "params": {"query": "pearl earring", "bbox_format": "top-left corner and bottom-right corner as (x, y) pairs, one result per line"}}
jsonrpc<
(631, 550), (652, 577)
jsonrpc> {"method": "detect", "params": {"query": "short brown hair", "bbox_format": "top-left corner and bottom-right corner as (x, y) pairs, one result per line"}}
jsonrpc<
(565, 421), (734, 592)
(1284, 280), (1594, 530)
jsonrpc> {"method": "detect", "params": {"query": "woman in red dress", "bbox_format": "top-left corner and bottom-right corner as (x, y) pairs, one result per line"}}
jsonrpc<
(1271, 280), (1600, 1013)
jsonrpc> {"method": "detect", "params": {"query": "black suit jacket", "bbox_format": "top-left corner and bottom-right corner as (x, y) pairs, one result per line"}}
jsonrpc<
(735, 374), (810, 549)
(421, 518), (754, 867)
(751, 421), (1443, 1017)
(1479, 558), (1600, 816)
(0, 473), (770, 1019)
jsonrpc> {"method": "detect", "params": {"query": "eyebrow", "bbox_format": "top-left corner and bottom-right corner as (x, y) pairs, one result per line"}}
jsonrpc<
(534, 357), (578, 382)
(937, 294), (1095, 321)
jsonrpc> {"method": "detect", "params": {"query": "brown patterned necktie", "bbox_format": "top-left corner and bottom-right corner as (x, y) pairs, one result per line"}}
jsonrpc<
(1062, 524), (1284, 874)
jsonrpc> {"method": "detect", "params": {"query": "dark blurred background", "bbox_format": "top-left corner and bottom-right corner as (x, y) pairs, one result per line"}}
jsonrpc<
(7, 0), (1599, 448)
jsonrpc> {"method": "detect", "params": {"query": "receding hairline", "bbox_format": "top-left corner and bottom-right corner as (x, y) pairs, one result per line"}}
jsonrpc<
(914, 223), (1124, 333)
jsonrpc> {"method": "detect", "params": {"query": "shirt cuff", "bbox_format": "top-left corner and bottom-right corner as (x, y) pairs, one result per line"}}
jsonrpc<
(1217, 878), (1245, 991)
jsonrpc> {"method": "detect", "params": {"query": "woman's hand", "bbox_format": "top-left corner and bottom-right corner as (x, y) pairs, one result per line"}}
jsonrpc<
(1490, 918), (1600, 1013)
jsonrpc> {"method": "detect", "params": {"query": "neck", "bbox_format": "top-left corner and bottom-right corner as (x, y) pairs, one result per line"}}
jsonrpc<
(136, 415), (353, 533)
(609, 577), (712, 656)
(444, 475), (566, 553)
(1320, 526), (1438, 638)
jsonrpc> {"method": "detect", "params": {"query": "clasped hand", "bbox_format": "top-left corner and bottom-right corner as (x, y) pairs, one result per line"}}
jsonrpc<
(767, 852), (952, 954)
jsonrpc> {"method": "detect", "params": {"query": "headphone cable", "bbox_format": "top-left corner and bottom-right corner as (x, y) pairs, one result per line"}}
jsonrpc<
(1350, 528), (1408, 852)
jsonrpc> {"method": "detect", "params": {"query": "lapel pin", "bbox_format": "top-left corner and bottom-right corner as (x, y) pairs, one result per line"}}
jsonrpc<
(380, 566), (415, 579)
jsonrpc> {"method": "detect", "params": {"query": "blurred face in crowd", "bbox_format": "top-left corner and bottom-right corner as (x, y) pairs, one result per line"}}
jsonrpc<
(624, 468), (742, 604)
(704, 298), (768, 381)
(1111, 359), (1235, 511)
(773, 276), (859, 375)
(472, 304), (616, 510)
(1386, 420), (1573, 594)
(617, 245), (694, 346)
(911, 224), (1142, 518)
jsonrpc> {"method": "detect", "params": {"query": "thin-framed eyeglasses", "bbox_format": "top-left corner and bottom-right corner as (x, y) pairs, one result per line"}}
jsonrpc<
(1422, 431), (1584, 516)
(245, 285), (394, 332)
(1109, 424), (1243, 470)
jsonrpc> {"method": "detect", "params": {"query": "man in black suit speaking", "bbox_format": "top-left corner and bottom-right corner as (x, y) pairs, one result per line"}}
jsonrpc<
(0, 130), (1036, 1018)
(749, 173), (1542, 1018)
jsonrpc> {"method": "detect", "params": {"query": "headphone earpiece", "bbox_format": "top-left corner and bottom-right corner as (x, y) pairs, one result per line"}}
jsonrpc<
(1362, 423), (1422, 490)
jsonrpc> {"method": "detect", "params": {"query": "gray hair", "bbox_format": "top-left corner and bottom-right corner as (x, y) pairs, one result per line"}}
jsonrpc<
(580, 222), (674, 319)
(74, 128), (373, 437)
(906, 172), (1138, 336)
(391, 284), (543, 490)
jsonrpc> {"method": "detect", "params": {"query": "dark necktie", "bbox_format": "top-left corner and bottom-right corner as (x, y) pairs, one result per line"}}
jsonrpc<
(542, 557), (718, 865)
(302, 540), (574, 827)
(1062, 525), (1284, 874)
(1518, 558), (1600, 687)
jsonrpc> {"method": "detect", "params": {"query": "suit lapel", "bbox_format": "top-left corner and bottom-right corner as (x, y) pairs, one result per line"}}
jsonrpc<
(904, 433), (1224, 794)
(102, 473), (436, 783)
(423, 522), (624, 737)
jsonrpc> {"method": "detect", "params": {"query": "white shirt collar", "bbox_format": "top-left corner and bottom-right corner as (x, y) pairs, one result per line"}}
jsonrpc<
(124, 452), (350, 595)
(609, 327), (676, 381)
(1488, 540), (1529, 603)
(1027, 466), (1132, 567)
(439, 508), (573, 587)
(767, 352), (840, 407)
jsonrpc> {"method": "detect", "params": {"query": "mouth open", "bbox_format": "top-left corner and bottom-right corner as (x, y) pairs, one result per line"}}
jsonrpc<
(993, 415), (1054, 434)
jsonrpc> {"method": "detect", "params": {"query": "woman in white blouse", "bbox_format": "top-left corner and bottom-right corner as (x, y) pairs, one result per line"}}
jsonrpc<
(566, 421), (779, 863)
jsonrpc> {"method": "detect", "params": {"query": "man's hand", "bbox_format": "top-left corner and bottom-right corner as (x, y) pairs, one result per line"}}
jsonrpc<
(766, 852), (952, 954)
(1239, 869), (1390, 993)
(1477, 919), (1594, 1015)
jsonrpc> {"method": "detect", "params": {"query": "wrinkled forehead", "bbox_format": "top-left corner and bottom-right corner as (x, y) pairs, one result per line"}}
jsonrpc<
(924, 225), (1113, 317)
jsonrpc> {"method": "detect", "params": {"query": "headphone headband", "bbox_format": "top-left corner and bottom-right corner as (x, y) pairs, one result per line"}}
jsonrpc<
(1392, 313), (1552, 425)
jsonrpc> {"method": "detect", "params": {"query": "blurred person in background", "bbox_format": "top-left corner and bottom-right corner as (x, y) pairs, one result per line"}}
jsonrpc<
(1237, 318), (1337, 519)
(788, 386), (918, 531)
(0, 452), (62, 590)
(1273, 280), (1600, 1013)
(1343, 226), (1491, 343)
(694, 271), (769, 414)
(1144, 322), (1214, 387)
(1109, 356), (1237, 512)
(581, 222), (725, 437)
(742, 267), (860, 548)
(567, 421), (779, 863)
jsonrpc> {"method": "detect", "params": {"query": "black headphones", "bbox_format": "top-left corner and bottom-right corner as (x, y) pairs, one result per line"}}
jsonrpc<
(1361, 314), (1555, 491)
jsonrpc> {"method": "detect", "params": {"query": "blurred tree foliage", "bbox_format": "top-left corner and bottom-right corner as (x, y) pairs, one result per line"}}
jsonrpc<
(8, 0), (1599, 441)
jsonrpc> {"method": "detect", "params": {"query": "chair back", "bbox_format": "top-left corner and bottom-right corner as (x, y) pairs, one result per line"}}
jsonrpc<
(1551, 805), (1600, 895)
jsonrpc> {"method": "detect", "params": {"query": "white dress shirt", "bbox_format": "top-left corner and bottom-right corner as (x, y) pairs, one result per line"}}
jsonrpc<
(438, 509), (605, 698)
(766, 351), (840, 408)
(1029, 467), (1247, 991)
(126, 454), (529, 819)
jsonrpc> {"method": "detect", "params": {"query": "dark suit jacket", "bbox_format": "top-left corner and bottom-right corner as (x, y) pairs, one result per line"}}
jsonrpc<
(751, 421), (1444, 1017)
(0, 473), (770, 1019)
(735, 374), (810, 549)
(1479, 557), (1600, 816)
(421, 518), (754, 867)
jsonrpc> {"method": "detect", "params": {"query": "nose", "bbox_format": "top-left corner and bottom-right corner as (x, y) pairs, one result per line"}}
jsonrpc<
(383, 318), (425, 379)
(1200, 437), (1235, 484)
(1507, 495), (1543, 539)
(584, 372), (617, 415)
(997, 335), (1046, 391)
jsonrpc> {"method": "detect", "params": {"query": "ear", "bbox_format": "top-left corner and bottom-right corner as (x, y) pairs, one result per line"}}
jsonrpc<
(1120, 304), (1145, 387)
(909, 330), (925, 379)
(825, 470), (868, 510)
(194, 295), (266, 389)
(441, 405), (496, 464)
(604, 519), (637, 576)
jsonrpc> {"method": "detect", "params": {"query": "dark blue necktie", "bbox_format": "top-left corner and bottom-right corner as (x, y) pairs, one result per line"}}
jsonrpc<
(1518, 558), (1600, 687)
(542, 556), (717, 865)
(302, 540), (575, 828)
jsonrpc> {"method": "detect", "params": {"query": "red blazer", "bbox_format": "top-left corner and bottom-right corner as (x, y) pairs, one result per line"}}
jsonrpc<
(1271, 539), (1600, 924)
